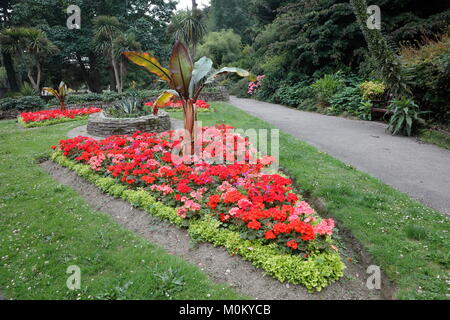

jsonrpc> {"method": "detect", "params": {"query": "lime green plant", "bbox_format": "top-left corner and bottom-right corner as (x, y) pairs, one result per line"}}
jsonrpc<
(311, 73), (343, 107)
(360, 81), (386, 100)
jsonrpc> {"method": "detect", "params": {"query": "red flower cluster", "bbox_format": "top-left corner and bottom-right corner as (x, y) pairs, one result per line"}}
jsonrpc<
(20, 107), (101, 124)
(56, 125), (335, 254)
(145, 99), (210, 109)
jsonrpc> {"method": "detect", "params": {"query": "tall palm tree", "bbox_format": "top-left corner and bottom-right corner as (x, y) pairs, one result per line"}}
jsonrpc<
(113, 33), (141, 92)
(92, 15), (123, 92)
(168, 9), (206, 58)
(0, 27), (58, 91)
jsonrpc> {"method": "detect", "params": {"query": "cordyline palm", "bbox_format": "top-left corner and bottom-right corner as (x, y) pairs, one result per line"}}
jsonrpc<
(43, 81), (71, 111)
(0, 27), (58, 91)
(93, 16), (123, 92)
(123, 41), (255, 155)
(169, 9), (206, 58)
(113, 33), (141, 93)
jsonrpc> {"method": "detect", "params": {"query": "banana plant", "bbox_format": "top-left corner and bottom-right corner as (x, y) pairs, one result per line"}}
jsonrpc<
(43, 81), (71, 111)
(123, 41), (255, 155)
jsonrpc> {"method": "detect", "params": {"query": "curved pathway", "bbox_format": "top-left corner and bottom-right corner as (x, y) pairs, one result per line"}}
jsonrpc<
(229, 96), (450, 216)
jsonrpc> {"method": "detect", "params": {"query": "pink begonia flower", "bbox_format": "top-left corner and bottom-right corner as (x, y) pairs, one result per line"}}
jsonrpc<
(238, 198), (252, 209)
(229, 207), (240, 216)
(294, 201), (315, 215)
(313, 219), (335, 235)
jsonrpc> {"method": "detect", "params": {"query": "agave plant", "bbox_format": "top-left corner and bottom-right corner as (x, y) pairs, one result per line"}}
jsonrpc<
(123, 41), (255, 154)
(108, 97), (142, 117)
(43, 81), (71, 111)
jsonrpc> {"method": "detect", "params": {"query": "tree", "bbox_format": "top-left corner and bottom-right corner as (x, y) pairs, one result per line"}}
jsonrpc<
(197, 29), (243, 65)
(0, 0), (19, 91)
(113, 33), (141, 92)
(6, 0), (176, 92)
(93, 16), (124, 93)
(0, 27), (58, 91)
(350, 0), (410, 98)
(168, 9), (206, 58)
(208, 0), (254, 43)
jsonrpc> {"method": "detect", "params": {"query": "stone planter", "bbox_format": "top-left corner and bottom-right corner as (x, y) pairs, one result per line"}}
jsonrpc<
(87, 111), (171, 137)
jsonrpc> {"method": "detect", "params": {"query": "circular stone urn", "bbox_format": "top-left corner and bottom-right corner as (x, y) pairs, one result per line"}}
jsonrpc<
(87, 111), (171, 137)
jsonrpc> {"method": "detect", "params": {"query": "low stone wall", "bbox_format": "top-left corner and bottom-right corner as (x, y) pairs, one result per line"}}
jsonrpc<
(87, 111), (171, 137)
(198, 86), (229, 101)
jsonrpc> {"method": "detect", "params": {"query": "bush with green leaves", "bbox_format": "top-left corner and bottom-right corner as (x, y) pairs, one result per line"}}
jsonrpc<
(0, 96), (44, 111)
(402, 37), (450, 124)
(310, 73), (344, 107)
(328, 86), (368, 118)
(46, 89), (162, 106)
(272, 82), (314, 108)
(19, 82), (38, 97)
(387, 97), (425, 136)
(359, 81), (386, 100)
(196, 29), (243, 66)
(229, 78), (250, 98)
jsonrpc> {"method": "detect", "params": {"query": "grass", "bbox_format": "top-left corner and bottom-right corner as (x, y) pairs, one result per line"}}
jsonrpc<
(171, 102), (450, 300)
(0, 119), (244, 300)
(418, 129), (450, 150)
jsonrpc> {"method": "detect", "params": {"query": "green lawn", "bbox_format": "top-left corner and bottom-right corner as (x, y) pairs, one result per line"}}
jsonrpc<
(171, 102), (450, 300)
(0, 119), (244, 300)
(1, 102), (449, 300)
(418, 129), (450, 150)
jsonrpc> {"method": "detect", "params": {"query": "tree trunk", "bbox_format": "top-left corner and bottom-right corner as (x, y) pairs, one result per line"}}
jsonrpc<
(110, 50), (121, 93)
(27, 68), (39, 92)
(2, 52), (19, 91)
(192, 0), (198, 10)
(60, 99), (66, 111)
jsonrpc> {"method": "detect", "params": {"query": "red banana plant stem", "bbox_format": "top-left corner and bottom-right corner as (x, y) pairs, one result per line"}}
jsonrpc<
(183, 99), (197, 156)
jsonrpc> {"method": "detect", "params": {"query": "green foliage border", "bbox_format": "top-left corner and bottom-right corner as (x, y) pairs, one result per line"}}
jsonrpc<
(51, 151), (345, 292)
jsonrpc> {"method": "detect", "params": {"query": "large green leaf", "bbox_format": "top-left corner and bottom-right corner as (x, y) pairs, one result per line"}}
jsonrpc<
(205, 67), (256, 84)
(42, 87), (59, 99)
(189, 56), (213, 97)
(152, 91), (178, 115)
(169, 41), (193, 98)
(123, 51), (172, 82)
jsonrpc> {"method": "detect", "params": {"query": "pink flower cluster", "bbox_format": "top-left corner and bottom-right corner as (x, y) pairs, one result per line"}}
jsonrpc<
(248, 75), (266, 95)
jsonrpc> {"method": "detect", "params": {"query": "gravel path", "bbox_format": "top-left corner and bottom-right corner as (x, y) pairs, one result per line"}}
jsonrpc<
(229, 96), (450, 216)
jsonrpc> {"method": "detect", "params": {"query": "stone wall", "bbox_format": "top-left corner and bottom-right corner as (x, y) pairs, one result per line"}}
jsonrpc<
(198, 86), (229, 101)
(87, 111), (171, 137)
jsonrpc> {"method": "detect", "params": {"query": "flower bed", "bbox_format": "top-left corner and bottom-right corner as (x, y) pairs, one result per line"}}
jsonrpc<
(51, 125), (345, 290)
(18, 107), (101, 128)
(145, 99), (211, 112)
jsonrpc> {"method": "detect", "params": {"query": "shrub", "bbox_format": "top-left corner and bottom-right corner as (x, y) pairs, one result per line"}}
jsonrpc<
(19, 82), (38, 97)
(328, 86), (368, 119)
(387, 97), (425, 136)
(310, 73), (344, 107)
(401, 36), (450, 124)
(272, 82), (314, 108)
(196, 29), (243, 66)
(0, 96), (44, 111)
(229, 78), (250, 98)
(359, 81), (386, 100)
